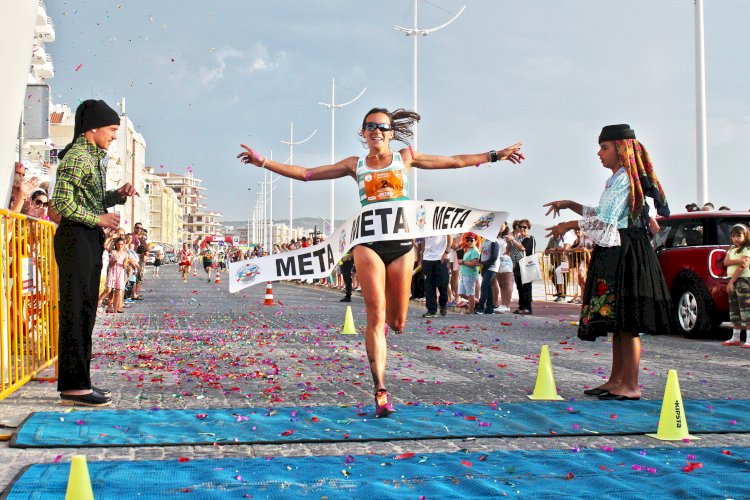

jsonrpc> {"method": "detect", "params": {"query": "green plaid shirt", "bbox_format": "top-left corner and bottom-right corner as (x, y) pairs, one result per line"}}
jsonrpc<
(51, 136), (125, 227)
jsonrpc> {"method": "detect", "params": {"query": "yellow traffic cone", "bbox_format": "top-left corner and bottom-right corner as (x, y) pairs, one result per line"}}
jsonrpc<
(527, 345), (564, 400)
(342, 306), (356, 335)
(646, 369), (699, 441)
(65, 455), (94, 500)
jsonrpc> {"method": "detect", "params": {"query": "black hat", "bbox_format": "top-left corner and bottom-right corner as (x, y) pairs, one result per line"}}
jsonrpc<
(59, 100), (120, 159)
(74, 99), (120, 136)
(598, 124), (636, 143)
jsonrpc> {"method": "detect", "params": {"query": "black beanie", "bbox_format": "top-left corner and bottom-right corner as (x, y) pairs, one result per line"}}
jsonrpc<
(598, 124), (636, 143)
(59, 100), (120, 159)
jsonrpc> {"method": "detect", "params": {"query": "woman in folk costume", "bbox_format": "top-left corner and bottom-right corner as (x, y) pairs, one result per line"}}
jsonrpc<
(544, 124), (671, 401)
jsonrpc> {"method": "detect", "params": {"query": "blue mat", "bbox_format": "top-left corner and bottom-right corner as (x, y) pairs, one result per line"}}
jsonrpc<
(4, 446), (750, 499)
(10, 399), (749, 448)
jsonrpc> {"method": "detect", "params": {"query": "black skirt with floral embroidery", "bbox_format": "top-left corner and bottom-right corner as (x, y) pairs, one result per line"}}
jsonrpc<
(578, 226), (672, 341)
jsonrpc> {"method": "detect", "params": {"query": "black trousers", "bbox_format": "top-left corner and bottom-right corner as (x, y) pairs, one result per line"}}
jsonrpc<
(54, 220), (104, 391)
(513, 263), (533, 312)
(341, 259), (354, 297)
(422, 259), (449, 313)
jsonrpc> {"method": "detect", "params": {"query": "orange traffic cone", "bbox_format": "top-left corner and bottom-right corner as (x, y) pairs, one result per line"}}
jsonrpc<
(215, 270), (221, 284)
(263, 282), (275, 305)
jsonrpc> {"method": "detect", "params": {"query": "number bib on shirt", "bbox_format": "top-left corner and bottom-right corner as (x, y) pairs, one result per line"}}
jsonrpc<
(362, 169), (406, 203)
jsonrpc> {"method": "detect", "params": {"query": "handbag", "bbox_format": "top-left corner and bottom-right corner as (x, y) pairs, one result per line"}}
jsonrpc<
(519, 238), (541, 284)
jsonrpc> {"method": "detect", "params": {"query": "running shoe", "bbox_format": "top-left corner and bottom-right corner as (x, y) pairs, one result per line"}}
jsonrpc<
(422, 312), (438, 318)
(375, 389), (396, 417)
(722, 340), (741, 346)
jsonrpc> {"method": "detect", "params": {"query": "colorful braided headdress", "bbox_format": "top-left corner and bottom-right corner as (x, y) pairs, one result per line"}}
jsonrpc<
(599, 124), (669, 225)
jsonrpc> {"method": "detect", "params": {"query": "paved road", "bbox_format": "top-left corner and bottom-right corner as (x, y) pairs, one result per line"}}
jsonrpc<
(1, 265), (748, 491)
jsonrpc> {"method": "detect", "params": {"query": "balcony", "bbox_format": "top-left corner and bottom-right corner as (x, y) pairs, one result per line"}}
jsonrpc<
(32, 54), (54, 80)
(31, 41), (46, 64)
(24, 138), (53, 152)
(36, 0), (47, 25)
(35, 9), (55, 43)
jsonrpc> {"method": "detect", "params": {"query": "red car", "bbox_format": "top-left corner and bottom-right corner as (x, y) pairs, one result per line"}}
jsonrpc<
(652, 211), (750, 337)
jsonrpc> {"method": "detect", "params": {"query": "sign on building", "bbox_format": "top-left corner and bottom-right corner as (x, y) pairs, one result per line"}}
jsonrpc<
(23, 84), (50, 140)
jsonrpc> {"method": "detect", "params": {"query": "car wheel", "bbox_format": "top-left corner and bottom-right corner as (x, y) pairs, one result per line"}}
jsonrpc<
(673, 274), (714, 338)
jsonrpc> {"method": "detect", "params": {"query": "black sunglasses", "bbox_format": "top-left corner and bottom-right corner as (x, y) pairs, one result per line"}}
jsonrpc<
(519, 225), (529, 229)
(465, 237), (475, 241)
(363, 122), (392, 132)
(34, 199), (49, 207)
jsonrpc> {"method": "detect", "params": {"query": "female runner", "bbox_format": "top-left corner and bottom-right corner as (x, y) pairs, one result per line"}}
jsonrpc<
(238, 107), (524, 416)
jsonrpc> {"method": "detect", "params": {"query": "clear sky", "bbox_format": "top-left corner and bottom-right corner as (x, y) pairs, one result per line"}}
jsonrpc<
(46, 0), (750, 234)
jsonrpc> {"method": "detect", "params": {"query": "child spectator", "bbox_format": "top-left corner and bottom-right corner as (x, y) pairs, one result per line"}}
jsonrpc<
(722, 224), (750, 347)
(458, 233), (480, 314)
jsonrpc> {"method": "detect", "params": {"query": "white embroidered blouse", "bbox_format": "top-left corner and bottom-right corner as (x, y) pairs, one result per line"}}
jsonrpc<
(579, 167), (630, 247)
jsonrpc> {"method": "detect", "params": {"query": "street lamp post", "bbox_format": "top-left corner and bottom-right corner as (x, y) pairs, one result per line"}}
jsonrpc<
(394, 1), (465, 200)
(694, 0), (708, 205)
(319, 79), (366, 234)
(247, 188), (253, 250)
(280, 123), (317, 232)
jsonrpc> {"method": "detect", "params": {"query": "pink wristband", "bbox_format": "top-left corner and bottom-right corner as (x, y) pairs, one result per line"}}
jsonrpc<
(305, 170), (313, 182)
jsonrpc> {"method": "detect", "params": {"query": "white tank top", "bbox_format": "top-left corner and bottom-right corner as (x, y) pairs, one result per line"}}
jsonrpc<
(356, 152), (410, 207)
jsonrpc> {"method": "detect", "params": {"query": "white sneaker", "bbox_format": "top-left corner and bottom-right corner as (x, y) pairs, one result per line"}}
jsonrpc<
(494, 306), (510, 313)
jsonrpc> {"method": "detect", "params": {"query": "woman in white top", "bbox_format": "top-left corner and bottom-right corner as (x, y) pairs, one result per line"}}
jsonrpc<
(239, 107), (523, 416)
(494, 223), (514, 312)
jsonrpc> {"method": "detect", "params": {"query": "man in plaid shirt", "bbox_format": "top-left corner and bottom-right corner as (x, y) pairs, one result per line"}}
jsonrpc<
(51, 99), (138, 406)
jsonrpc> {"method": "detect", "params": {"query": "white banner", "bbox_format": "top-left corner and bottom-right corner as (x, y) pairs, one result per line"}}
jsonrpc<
(228, 200), (508, 293)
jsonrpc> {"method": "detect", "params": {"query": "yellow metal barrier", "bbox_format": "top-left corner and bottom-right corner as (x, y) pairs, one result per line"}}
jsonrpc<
(540, 248), (591, 302)
(0, 208), (58, 399)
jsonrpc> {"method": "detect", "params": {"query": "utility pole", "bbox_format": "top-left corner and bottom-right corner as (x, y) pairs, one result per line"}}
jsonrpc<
(280, 123), (316, 232)
(319, 78), (366, 234)
(694, 0), (708, 205)
(394, 1), (465, 200)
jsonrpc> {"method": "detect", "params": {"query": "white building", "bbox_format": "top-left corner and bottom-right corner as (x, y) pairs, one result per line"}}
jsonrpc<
(17, 0), (56, 183)
(107, 102), (149, 232)
(273, 223), (307, 246)
(146, 167), (183, 246)
(155, 170), (222, 247)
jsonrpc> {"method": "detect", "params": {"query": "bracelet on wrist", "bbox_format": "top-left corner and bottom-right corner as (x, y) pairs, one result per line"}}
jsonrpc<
(489, 150), (498, 162)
